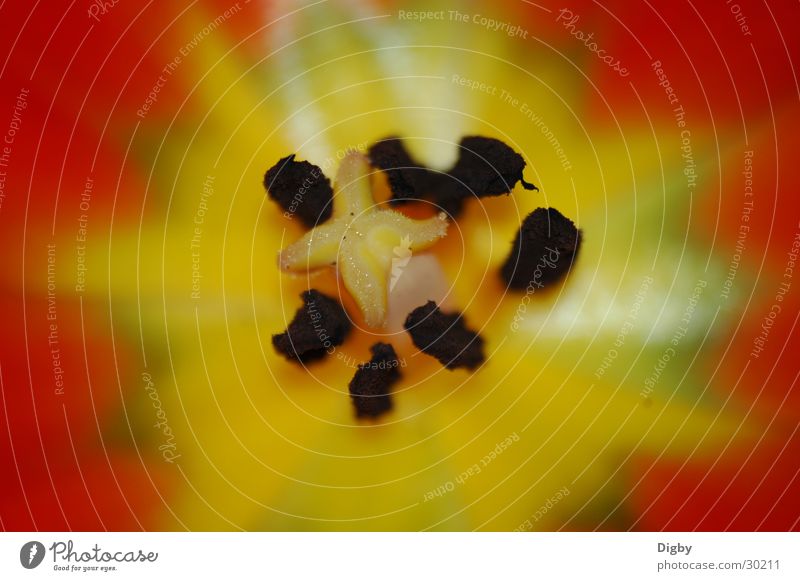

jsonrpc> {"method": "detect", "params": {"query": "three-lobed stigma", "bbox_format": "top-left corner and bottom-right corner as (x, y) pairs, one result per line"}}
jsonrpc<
(278, 152), (449, 328)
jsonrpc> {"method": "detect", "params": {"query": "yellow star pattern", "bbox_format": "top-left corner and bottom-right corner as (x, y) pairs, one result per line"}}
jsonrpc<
(278, 152), (449, 327)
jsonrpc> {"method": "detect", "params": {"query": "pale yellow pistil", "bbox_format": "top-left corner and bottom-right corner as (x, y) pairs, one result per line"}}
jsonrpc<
(279, 152), (448, 328)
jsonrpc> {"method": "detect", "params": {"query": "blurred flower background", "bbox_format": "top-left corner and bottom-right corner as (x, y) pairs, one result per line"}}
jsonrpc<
(1, 0), (798, 531)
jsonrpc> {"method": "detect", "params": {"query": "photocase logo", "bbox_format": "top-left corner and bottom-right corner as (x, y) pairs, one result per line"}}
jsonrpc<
(20, 541), (45, 569)
(87, 0), (122, 22)
(389, 235), (412, 292)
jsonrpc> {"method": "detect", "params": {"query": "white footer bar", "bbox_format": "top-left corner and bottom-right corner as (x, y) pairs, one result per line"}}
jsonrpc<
(1, 532), (798, 579)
